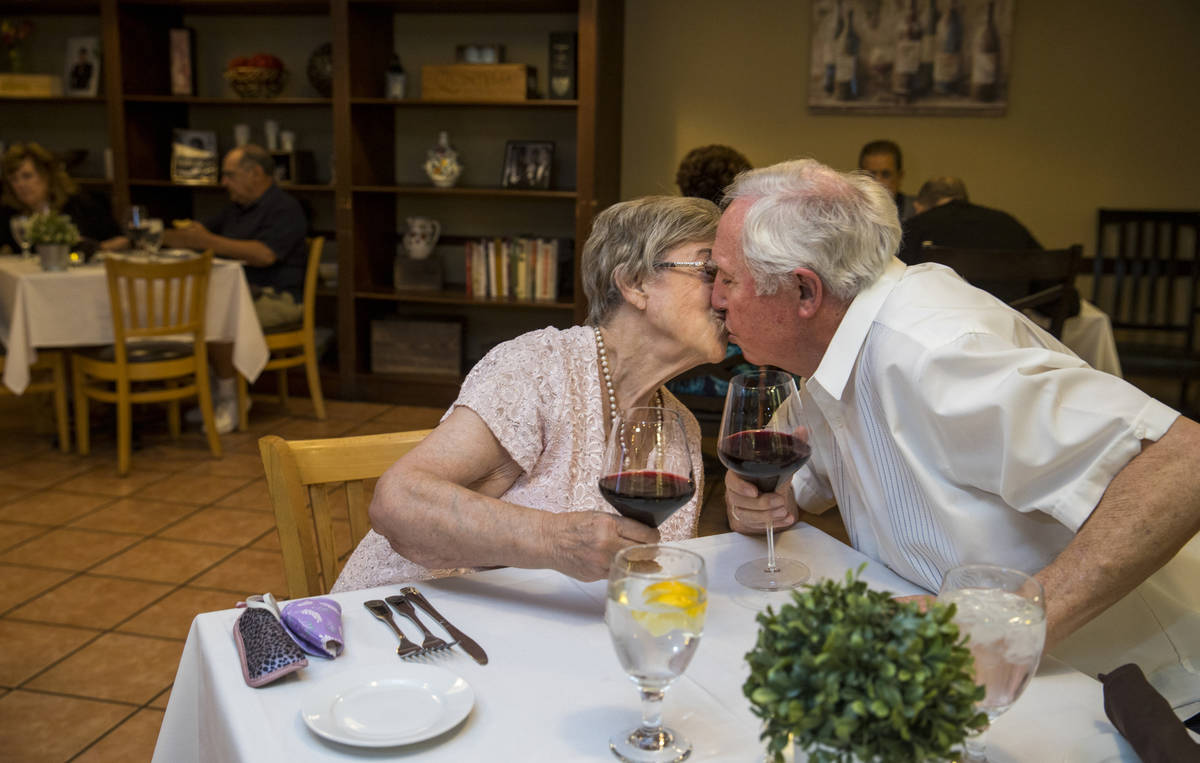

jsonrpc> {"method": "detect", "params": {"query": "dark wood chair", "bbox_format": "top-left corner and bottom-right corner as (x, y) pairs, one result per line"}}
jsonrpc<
(918, 244), (1083, 339)
(1090, 209), (1200, 412)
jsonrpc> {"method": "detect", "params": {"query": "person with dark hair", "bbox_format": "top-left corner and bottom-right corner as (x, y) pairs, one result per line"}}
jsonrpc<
(675, 144), (752, 206)
(1, 141), (122, 253)
(858, 139), (916, 221)
(163, 143), (307, 433)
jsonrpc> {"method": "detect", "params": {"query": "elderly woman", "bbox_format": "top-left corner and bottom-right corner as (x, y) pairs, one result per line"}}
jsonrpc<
(333, 196), (726, 591)
(1, 142), (123, 253)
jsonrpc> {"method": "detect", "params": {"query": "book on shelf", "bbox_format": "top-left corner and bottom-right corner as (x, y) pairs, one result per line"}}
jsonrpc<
(464, 236), (568, 301)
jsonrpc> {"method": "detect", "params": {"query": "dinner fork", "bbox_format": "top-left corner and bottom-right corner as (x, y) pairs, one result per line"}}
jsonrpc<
(363, 599), (423, 658)
(385, 594), (454, 653)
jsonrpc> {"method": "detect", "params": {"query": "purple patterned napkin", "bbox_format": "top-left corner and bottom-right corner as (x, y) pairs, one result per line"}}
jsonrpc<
(280, 598), (344, 658)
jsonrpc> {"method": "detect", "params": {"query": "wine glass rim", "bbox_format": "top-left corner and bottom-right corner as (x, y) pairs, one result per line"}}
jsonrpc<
(941, 563), (1045, 599)
(730, 369), (795, 388)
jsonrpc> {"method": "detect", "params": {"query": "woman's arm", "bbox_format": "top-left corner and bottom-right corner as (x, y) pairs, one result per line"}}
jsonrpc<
(368, 406), (659, 582)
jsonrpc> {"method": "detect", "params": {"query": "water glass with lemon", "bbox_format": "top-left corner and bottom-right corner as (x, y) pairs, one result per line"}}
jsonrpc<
(605, 544), (706, 763)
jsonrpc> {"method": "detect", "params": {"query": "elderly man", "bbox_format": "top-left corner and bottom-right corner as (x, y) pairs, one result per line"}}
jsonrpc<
(164, 144), (307, 432)
(711, 159), (1200, 669)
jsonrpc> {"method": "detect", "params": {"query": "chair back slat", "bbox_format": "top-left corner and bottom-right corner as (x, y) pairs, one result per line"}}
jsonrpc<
(103, 252), (213, 346)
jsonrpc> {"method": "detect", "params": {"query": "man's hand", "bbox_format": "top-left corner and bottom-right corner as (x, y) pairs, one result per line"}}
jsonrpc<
(725, 470), (798, 534)
(541, 511), (659, 582)
(162, 220), (213, 251)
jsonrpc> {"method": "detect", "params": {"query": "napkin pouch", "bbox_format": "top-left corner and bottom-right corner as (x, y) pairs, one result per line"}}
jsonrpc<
(280, 597), (344, 658)
(234, 593), (307, 688)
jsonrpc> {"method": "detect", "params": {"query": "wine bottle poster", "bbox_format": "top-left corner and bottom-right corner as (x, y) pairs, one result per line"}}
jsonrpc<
(808, 0), (1012, 115)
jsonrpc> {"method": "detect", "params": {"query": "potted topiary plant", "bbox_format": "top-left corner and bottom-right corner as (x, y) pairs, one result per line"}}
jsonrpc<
(29, 211), (80, 271)
(744, 565), (988, 763)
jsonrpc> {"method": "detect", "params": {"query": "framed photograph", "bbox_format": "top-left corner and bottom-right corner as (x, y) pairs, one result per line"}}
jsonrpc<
(170, 128), (218, 185)
(501, 140), (553, 190)
(169, 28), (196, 96)
(64, 36), (100, 97)
(808, 0), (1012, 116)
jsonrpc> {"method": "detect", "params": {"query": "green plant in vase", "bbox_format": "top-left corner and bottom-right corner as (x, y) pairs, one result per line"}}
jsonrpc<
(29, 211), (80, 246)
(744, 565), (987, 763)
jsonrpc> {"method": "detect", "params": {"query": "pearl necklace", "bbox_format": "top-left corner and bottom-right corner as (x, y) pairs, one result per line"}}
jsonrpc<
(593, 325), (663, 432)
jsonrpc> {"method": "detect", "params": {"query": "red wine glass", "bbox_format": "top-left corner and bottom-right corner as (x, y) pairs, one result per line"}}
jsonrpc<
(598, 407), (696, 529)
(718, 370), (810, 590)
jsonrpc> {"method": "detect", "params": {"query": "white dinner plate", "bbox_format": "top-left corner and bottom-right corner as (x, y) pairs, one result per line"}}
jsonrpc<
(301, 664), (474, 747)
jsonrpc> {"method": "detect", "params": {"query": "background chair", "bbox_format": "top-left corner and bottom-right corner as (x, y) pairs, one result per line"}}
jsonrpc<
(918, 244), (1083, 339)
(1091, 210), (1200, 412)
(73, 252), (221, 475)
(259, 428), (432, 599)
(0, 350), (70, 453)
(237, 236), (327, 430)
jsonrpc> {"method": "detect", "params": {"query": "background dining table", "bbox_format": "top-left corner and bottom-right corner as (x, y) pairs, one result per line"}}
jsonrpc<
(153, 527), (1144, 762)
(0, 254), (269, 394)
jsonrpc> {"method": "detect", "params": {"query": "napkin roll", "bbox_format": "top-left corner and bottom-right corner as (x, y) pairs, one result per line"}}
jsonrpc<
(1099, 662), (1200, 763)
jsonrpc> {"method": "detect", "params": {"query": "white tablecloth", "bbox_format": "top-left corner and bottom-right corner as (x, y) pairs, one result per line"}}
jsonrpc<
(0, 255), (268, 393)
(153, 529), (1142, 762)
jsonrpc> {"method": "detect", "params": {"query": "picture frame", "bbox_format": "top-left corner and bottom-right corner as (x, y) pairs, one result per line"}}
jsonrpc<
(64, 36), (100, 97)
(170, 128), (218, 185)
(169, 28), (196, 96)
(501, 140), (553, 190)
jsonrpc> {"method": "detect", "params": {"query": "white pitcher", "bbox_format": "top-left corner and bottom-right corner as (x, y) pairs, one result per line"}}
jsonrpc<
(403, 217), (441, 260)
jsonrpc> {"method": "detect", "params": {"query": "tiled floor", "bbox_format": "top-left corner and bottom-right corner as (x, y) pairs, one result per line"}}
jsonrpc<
(0, 391), (770, 762)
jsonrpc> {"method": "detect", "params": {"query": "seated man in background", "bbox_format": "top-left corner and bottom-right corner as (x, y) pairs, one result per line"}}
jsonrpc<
(163, 144), (307, 433)
(714, 158), (1200, 704)
(858, 139), (916, 222)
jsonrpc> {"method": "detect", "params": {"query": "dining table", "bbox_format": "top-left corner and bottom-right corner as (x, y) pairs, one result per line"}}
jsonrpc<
(153, 527), (1145, 762)
(0, 253), (269, 394)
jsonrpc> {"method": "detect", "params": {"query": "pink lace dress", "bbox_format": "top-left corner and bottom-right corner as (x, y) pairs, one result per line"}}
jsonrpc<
(331, 325), (704, 593)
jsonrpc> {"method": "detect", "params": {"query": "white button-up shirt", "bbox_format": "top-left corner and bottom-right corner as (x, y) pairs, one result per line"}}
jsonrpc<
(793, 258), (1178, 592)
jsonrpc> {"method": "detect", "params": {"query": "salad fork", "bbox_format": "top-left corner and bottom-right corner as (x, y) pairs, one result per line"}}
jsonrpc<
(363, 599), (423, 658)
(385, 594), (454, 653)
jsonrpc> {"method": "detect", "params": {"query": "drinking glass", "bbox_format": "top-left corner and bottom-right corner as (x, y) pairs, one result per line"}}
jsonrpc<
(125, 205), (149, 252)
(718, 370), (811, 590)
(937, 564), (1046, 762)
(10, 215), (33, 259)
(598, 407), (696, 529)
(606, 544), (706, 762)
(143, 218), (164, 255)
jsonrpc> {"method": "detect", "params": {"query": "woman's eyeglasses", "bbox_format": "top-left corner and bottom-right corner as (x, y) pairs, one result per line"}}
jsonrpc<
(654, 260), (718, 283)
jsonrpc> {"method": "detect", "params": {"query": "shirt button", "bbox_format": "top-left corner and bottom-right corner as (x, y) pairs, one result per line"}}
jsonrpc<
(1135, 426), (1146, 439)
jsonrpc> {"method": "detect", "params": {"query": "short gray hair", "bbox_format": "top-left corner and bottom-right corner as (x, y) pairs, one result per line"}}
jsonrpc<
(916, 176), (969, 207)
(583, 196), (720, 326)
(235, 144), (275, 176)
(724, 159), (900, 300)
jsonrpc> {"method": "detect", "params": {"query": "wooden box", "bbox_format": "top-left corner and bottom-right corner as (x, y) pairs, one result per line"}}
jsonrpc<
(0, 74), (64, 98)
(421, 64), (533, 102)
(371, 319), (462, 377)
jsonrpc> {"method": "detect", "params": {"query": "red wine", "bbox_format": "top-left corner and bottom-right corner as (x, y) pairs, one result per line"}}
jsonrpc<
(598, 471), (695, 528)
(718, 430), (811, 493)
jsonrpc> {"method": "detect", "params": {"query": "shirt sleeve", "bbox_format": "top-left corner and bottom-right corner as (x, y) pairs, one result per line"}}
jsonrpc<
(899, 331), (1178, 531)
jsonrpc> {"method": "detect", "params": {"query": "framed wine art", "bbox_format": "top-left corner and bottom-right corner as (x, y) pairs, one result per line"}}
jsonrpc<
(808, 0), (1013, 116)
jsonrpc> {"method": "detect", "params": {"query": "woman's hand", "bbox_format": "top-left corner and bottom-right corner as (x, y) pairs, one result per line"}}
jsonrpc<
(541, 511), (659, 581)
(725, 470), (798, 535)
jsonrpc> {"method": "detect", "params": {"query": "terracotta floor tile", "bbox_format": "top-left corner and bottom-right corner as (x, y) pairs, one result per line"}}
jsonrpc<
(5, 451), (98, 484)
(214, 478), (272, 512)
(117, 586), (239, 640)
(69, 498), (199, 535)
(343, 419), (407, 436)
(0, 528), (138, 571)
(270, 417), (360, 441)
(320, 399), (392, 422)
(90, 538), (233, 584)
(249, 527), (281, 551)
(27, 632), (183, 704)
(191, 548), (288, 594)
(0, 565), (73, 613)
(8, 574), (173, 630)
(0, 521), (47, 552)
(372, 405), (446, 428)
(0, 489), (113, 526)
(74, 708), (164, 763)
(149, 685), (171, 709)
(56, 467), (169, 497)
(134, 472), (255, 506)
(0, 620), (98, 686)
(158, 506), (276, 546)
(178, 450), (267, 479)
(0, 461), (72, 490)
(0, 482), (34, 506)
(0, 690), (132, 763)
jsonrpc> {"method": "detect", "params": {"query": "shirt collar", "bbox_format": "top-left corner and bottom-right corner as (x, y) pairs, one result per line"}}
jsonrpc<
(809, 257), (906, 401)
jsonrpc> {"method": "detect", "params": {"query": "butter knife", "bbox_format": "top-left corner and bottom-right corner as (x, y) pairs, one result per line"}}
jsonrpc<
(401, 586), (488, 665)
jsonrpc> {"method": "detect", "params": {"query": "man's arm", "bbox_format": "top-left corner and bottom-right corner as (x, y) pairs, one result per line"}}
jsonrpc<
(162, 222), (277, 266)
(1038, 416), (1200, 647)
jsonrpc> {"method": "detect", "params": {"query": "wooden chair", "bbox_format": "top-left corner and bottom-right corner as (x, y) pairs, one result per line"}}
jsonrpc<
(1091, 210), (1200, 411)
(72, 252), (221, 475)
(918, 244), (1083, 339)
(0, 350), (71, 453)
(237, 236), (327, 430)
(259, 429), (432, 599)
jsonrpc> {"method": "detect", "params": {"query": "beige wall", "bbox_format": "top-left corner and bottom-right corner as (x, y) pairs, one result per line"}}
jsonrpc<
(620, 0), (1200, 253)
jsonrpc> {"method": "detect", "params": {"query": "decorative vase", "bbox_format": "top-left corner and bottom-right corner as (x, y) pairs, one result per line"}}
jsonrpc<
(37, 243), (70, 272)
(306, 42), (332, 97)
(423, 131), (462, 188)
(402, 216), (440, 260)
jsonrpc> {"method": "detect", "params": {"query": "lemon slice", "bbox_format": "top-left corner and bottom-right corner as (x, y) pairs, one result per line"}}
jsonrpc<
(631, 581), (707, 636)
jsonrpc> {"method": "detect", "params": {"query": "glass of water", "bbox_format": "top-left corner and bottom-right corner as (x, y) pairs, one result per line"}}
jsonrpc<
(605, 544), (706, 762)
(937, 564), (1046, 762)
(10, 215), (33, 259)
(143, 218), (164, 255)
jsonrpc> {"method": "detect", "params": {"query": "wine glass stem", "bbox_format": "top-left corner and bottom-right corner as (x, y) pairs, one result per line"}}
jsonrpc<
(962, 724), (988, 762)
(635, 686), (667, 743)
(763, 514), (779, 573)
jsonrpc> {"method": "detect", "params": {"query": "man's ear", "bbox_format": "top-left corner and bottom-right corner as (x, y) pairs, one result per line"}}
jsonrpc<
(614, 266), (648, 311)
(794, 267), (824, 319)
